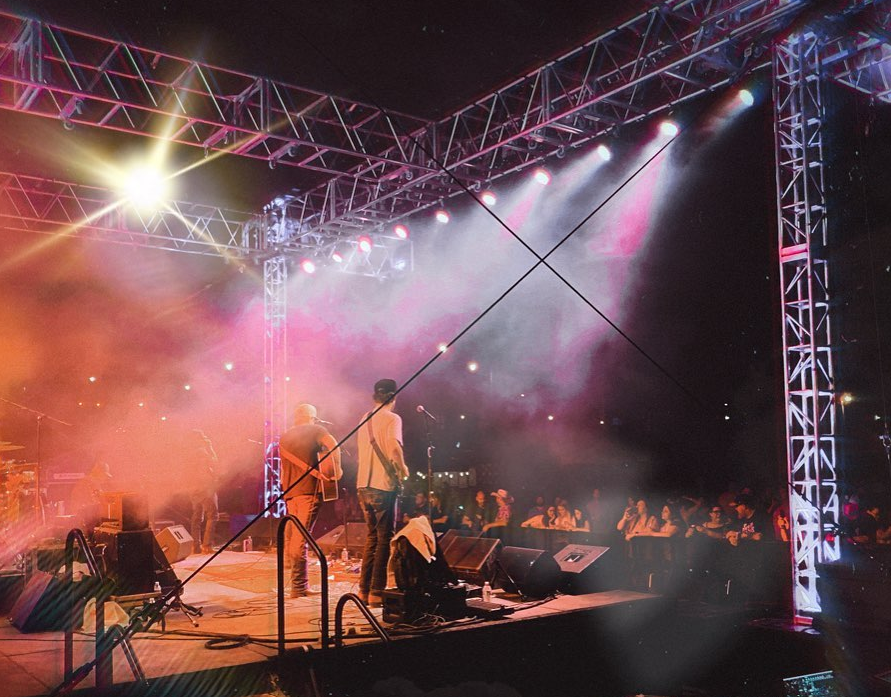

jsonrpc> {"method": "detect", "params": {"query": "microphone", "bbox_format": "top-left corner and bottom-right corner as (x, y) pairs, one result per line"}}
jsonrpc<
(416, 405), (438, 422)
(315, 418), (334, 425)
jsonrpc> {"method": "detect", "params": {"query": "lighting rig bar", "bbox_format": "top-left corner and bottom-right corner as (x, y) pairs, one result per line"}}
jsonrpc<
(0, 10), (432, 183)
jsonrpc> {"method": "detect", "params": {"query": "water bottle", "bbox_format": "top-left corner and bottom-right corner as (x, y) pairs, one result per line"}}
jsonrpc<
(341, 547), (349, 562)
(153, 581), (162, 599)
(482, 581), (492, 602)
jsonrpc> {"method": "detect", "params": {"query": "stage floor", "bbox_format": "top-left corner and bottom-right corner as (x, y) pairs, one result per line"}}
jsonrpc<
(0, 548), (661, 697)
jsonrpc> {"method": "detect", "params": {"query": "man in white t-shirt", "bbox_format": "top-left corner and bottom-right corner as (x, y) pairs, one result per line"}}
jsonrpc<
(355, 378), (409, 606)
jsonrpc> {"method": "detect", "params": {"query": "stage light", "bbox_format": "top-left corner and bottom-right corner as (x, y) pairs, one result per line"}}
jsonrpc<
(121, 164), (169, 209)
(285, 376), (291, 382)
(840, 392), (854, 405)
(88, 376), (97, 383)
(78, 401), (83, 406)
(596, 144), (612, 161)
(599, 420), (605, 425)
(460, 414), (466, 420)
(738, 89), (754, 107)
(184, 384), (191, 391)
(481, 190), (497, 206)
(161, 416), (167, 421)
(300, 258), (316, 274)
(331, 250), (344, 263)
(533, 168), (551, 185)
(467, 361), (479, 372)
(435, 209), (450, 224)
(547, 415), (554, 421)
(393, 224), (409, 239)
(138, 402), (145, 407)
(224, 362), (234, 371)
(358, 236), (373, 253)
(437, 342), (449, 353)
(659, 120), (679, 137)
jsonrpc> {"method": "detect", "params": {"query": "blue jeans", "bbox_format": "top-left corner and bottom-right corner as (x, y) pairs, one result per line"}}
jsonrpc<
(286, 494), (321, 593)
(358, 488), (397, 594)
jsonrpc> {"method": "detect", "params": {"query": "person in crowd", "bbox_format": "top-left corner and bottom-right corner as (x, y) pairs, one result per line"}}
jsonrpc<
(552, 501), (578, 530)
(687, 504), (732, 539)
(482, 489), (513, 536)
(428, 491), (450, 532)
(526, 495), (547, 521)
(679, 495), (705, 526)
(637, 503), (684, 538)
(617, 498), (659, 540)
(402, 490), (429, 524)
(520, 505), (555, 528)
(726, 493), (772, 545)
(585, 488), (604, 530)
(852, 501), (884, 545)
(356, 378), (409, 607)
(462, 489), (491, 532)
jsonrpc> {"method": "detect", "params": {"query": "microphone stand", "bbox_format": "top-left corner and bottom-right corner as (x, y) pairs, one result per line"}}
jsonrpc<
(419, 411), (435, 519)
(0, 396), (73, 527)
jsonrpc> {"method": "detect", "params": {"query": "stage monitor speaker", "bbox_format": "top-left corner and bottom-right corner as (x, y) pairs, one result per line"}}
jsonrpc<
(94, 526), (155, 595)
(494, 546), (561, 599)
(155, 525), (193, 564)
(316, 523), (368, 556)
(439, 530), (501, 584)
(10, 570), (93, 633)
(553, 544), (618, 593)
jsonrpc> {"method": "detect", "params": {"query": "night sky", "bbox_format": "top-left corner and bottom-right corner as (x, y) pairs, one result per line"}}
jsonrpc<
(1, 1), (890, 507)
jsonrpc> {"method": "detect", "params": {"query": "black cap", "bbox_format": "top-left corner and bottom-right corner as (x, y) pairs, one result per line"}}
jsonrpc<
(373, 379), (397, 396)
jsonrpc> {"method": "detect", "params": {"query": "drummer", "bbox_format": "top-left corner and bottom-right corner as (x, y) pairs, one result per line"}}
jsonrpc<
(69, 461), (113, 531)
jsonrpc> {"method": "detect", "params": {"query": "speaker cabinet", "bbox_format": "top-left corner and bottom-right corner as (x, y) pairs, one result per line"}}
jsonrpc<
(155, 525), (193, 564)
(99, 492), (149, 531)
(10, 570), (93, 633)
(316, 523), (368, 556)
(494, 546), (561, 598)
(94, 527), (155, 595)
(553, 544), (618, 593)
(439, 530), (501, 584)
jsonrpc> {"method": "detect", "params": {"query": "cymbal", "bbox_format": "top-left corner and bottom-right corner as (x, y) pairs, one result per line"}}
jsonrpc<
(0, 443), (24, 453)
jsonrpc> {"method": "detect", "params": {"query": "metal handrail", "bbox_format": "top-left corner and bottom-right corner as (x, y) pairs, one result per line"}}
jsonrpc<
(276, 514), (329, 654)
(333, 593), (391, 649)
(63, 529), (111, 688)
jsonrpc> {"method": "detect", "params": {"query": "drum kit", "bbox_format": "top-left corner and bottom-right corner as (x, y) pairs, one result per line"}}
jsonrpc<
(1, 442), (40, 527)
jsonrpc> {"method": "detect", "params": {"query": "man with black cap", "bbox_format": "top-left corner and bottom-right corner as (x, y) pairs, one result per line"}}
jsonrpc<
(356, 379), (409, 606)
(279, 403), (342, 597)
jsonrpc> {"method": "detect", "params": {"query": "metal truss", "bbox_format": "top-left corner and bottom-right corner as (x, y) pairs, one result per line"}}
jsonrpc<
(822, 3), (891, 101)
(0, 11), (431, 186)
(263, 255), (288, 517)
(773, 32), (841, 619)
(0, 170), (260, 256)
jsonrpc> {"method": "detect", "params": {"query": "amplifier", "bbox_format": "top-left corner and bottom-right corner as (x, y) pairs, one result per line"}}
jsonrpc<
(381, 584), (467, 624)
(93, 526), (155, 594)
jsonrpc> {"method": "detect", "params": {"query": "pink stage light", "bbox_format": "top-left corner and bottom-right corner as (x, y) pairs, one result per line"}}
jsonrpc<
(659, 120), (679, 137)
(358, 236), (373, 253)
(533, 168), (551, 185)
(300, 258), (316, 274)
(435, 209), (450, 224)
(393, 224), (409, 239)
(596, 144), (612, 161)
(481, 190), (497, 206)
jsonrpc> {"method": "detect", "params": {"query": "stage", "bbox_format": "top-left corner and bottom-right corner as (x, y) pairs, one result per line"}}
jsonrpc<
(0, 547), (672, 697)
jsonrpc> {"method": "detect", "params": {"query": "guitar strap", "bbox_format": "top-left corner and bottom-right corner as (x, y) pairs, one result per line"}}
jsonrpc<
(365, 413), (392, 489)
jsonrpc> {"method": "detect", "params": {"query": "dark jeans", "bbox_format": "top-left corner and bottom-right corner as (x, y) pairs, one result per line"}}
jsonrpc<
(358, 487), (397, 594)
(190, 489), (219, 550)
(286, 494), (321, 593)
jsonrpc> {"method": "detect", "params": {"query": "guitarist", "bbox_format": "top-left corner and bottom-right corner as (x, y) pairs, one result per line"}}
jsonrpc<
(279, 403), (342, 598)
(355, 378), (409, 606)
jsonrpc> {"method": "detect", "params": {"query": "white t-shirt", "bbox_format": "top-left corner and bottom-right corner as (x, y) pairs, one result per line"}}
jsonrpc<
(356, 408), (403, 491)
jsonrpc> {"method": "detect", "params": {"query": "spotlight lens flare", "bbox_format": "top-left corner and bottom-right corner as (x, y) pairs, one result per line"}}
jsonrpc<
(481, 191), (497, 206)
(738, 89), (754, 107)
(300, 258), (316, 274)
(467, 361), (479, 373)
(659, 120), (679, 137)
(435, 209), (450, 224)
(533, 168), (551, 185)
(437, 342), (449, 353)
(393, 224), (409, 239)
(331, 251), (343, 263)
(121, 165), (168, 209)
(358, 236), (373, 253)
(596, 144), (612, 161)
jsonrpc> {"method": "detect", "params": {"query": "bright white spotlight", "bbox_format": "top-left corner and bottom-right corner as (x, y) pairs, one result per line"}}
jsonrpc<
(481, 190), (497, 206)
(331, 250), (344, 263)
(435, 209), (450, 224)
(738, 89), (754, 107)
(393, 224), (409, 239)
(596, 144), (612, 161)
(122, 165), (168, 209)
(467, 361), (479, 373)
(224, 362), (234, 371)
(659, 120), (679, 137)
(533, 168), (551, 185)
(358, 236), (373, 253)
(300, 258), (316, 274)
(437, 342), (449, 353)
